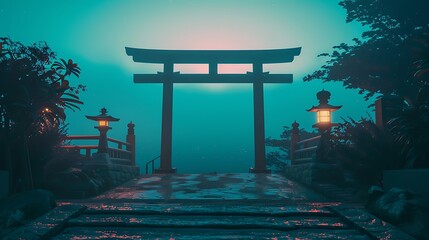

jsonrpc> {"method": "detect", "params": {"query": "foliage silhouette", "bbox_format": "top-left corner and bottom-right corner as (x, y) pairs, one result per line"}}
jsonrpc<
(304, 0), (429, 103)
(0, 37), (84, 192)
(381, 33), (429, 169)
(329, 118), (404, 188)
(387, 86), (429, 169)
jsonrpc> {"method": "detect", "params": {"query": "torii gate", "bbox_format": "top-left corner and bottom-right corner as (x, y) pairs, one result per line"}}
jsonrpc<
(126, 48), (301, 173)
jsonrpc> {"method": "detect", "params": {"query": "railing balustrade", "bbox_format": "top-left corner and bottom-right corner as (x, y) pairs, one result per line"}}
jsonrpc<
(145, 156), (160, 174)
(293, 136), (320, 164)
(289, 122), (321, 164)
(59, 122), (136, 165)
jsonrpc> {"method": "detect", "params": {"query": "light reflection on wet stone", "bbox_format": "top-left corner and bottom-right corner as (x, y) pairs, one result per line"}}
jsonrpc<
(68, 214), (347, 230)
(93, 174), (325, 201)
(11, 174), (412, 239)
(55, 227), (370, 240)
(80, 203), (335, 216)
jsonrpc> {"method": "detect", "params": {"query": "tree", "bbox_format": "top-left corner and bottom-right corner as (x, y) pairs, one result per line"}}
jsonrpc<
(0, 37), (84, 192)
(387, 85), (429, 169)
(304, 0), (429, 104)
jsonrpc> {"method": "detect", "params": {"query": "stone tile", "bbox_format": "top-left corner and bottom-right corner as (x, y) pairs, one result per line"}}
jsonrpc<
(93, 174), (326, 201)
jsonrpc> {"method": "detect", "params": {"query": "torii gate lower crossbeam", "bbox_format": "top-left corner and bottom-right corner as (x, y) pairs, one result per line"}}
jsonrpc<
(126, 48), (301, 173)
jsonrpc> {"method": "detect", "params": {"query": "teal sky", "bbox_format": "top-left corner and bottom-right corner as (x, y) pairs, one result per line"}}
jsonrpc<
(1, 0), (371, 173)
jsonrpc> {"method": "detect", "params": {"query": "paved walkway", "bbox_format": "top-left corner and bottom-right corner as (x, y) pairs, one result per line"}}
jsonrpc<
(5, 174), (414, 239)
(93, 173), (326, 202)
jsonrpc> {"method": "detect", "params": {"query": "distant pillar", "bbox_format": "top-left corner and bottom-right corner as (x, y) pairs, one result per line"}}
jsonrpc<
(156, 63), (177, 173)
(375, 98), (383, 130)
(250, 63), (270, 173)
(375, 96), (403, 130)
(126, 121), (136, 165)
(290, 121), (300, 164)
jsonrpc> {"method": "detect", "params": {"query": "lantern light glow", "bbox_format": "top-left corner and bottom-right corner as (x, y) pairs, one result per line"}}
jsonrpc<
(98, 120), (109, 127)
(307, 89), (342, 129)
(317, 110), (331, 123)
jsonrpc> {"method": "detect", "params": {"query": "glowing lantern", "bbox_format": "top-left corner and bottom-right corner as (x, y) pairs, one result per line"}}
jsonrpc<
(307, 89), (342, 130)
(98, 120), (109, 127)
(317, 110), (331, 123)
(86, 108), (119, 153)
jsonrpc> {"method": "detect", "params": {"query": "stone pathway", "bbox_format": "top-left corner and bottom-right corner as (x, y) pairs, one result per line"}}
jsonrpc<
(4, 174), (414, 239)
(93, 173), (326, 202)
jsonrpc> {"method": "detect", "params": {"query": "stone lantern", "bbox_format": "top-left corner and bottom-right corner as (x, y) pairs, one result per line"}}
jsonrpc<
(307, 89), (342, 132)
(307, 90), (342, 162)
(86, 108), (119, 163)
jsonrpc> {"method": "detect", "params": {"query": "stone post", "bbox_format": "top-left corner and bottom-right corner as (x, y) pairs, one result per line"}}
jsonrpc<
(126, 121), (136, 165)
(316, 125), (331, 163)
(97, 126), (109, 153)
(290, 121), (300, 164)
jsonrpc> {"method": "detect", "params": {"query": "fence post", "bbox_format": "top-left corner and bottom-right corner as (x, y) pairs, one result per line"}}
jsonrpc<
(126, 121), (136, 165)
(290, 121), (300, 164)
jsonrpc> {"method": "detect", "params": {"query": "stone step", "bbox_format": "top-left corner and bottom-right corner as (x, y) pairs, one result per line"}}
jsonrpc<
(54, 227), (369, 240)
(67, 214), (348, 231)
(80, 202), (335, 217)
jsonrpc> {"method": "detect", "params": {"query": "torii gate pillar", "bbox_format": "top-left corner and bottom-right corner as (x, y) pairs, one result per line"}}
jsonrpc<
(158, 63), (176, 173)
(250, 63), (269, 173)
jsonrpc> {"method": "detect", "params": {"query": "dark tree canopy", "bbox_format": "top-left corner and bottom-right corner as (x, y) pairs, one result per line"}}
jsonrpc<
(0, 37), (84, 135)
(305, 0), (429, 103)
(0, 37), (85, 191)
(340, 0), (429, 36)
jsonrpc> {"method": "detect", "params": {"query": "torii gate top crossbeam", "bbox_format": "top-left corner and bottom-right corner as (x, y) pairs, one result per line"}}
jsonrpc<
(125, 47), (301, 64)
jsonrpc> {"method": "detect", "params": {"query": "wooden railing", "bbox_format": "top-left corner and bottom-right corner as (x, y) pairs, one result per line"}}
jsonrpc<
(59, 122), (136, 165)
(289, 121), (321, 165)
(293, 135), (320, 164)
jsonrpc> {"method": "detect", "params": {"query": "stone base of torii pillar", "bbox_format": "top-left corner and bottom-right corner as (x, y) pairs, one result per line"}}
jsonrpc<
(154, 168), (177, 174)
(249, 168), (271, 174)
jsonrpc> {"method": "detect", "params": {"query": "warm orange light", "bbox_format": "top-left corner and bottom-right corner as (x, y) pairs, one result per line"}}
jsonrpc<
(98, 120), (109, 127)
(317, 110), (331, 123)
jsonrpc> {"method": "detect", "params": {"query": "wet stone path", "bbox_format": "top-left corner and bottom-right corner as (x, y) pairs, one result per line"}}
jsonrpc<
(6, 174), (414, 239)
(93, 173), (325, 202)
